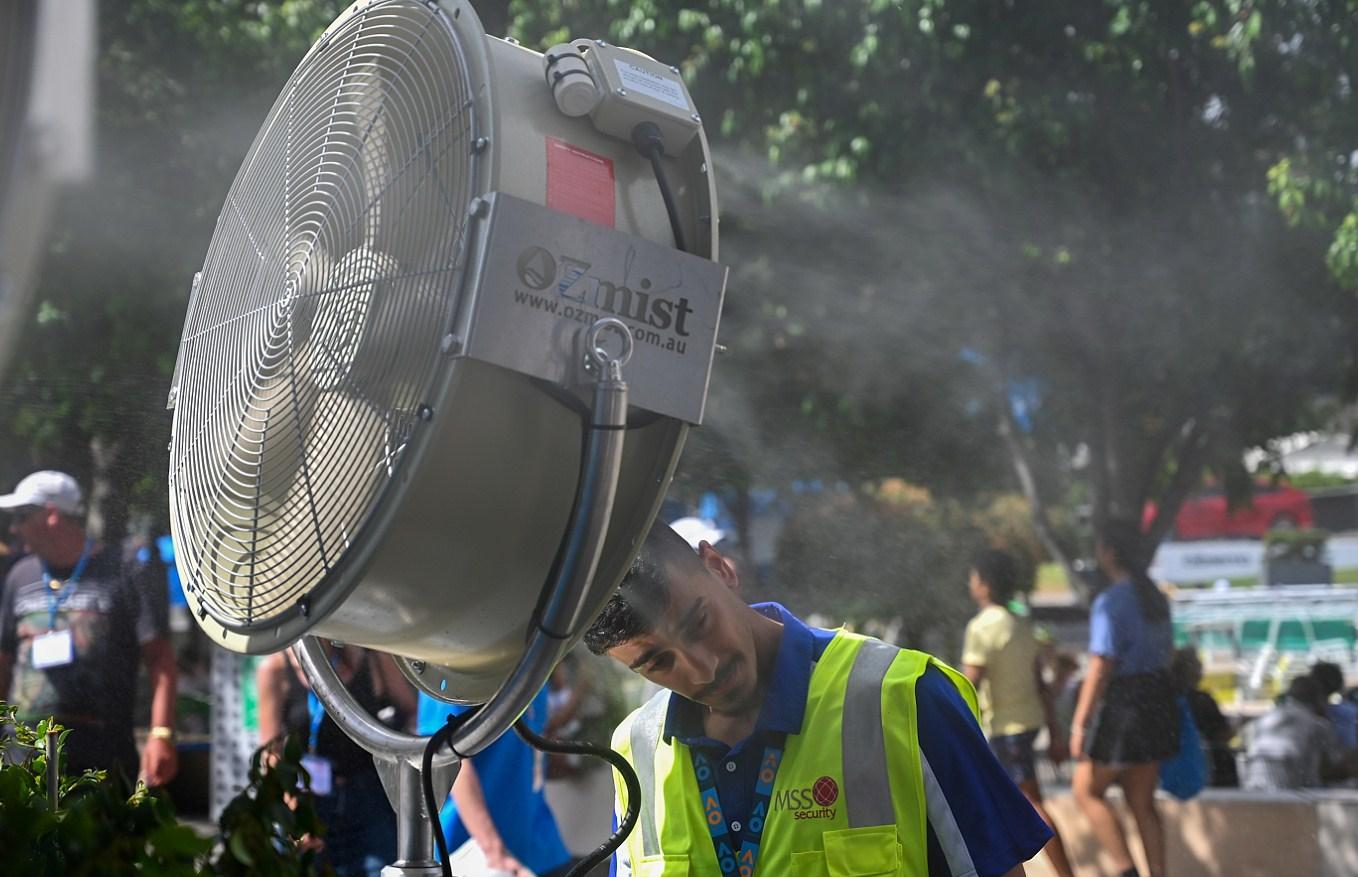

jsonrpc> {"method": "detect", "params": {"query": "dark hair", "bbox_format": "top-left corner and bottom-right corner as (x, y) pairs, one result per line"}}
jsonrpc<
(582, 523), (702, 655)
(1285, 675), (1326, 713)
(1170, 646), (1202, 693)
(1097, 518), (1170, 622)
(971, 548), (1020, 606)
(1311, 661), (1344, 697)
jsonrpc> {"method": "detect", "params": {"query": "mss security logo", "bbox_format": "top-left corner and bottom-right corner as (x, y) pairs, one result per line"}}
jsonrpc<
(774, 775), (839, 821)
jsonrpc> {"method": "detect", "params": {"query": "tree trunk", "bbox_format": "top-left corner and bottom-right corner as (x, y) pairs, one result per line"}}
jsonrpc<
(86, 435), (125, 545)
(997, 407), (1089, 602)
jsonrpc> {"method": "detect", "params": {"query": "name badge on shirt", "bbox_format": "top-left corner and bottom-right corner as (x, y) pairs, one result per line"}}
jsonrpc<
(301, 754), (334, 796)
(32, 630), (75, 669)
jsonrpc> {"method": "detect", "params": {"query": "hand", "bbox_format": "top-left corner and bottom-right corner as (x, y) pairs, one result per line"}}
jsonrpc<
(481, 840), (531, 876)
(297, 833), (325, 854)
(1047, 734), (1069, 765)
(1069, 726), (1086, 761)
(140, 735), (179, 788)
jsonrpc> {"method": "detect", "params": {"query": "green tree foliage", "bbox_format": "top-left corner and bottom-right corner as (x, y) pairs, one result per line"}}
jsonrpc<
(771, 480), (982, 649)
(3, 0), (1355, 610)
(0, 0), (347, 537)
(510, 0), (1358, 584)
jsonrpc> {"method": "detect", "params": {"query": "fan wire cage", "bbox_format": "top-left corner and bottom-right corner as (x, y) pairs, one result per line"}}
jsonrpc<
(171, 0), (478, 633)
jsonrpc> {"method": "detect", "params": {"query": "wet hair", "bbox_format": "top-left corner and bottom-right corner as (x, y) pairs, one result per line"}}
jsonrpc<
(583, 522), (705, 655)
(1097, 518), (1170, 623)
(1310, 661), (1344, 697)
(971, 548), (1020, 606)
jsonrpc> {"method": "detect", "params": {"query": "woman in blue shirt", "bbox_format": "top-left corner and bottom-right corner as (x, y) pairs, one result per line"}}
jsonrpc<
(1071, 520), (1178, 877)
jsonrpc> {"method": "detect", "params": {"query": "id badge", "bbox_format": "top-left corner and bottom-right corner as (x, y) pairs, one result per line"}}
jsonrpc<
(32, 630), (75, 669)
(301, 754), (334, 796)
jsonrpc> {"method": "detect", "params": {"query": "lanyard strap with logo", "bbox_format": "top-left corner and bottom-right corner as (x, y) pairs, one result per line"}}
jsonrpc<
(31, 541), (92, 671)
(43, 540), (93, 629)
(691, 735), (786, 877)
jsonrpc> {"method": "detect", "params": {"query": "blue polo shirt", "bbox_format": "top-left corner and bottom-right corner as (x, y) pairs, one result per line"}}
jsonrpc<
(418, 686), (572, 874)
(613, 603), (1051, 877)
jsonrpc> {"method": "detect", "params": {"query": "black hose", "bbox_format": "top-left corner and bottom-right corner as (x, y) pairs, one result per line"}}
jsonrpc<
(514, 718), (642, 877)
(631, 121), (688, 253)
(646, 147), (687, 253)
(422, 710), (476, 877)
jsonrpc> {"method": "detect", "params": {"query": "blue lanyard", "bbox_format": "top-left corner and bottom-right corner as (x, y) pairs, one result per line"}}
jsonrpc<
(691, 736), (785, 877)
(43, 541), (92, 630)
(306, 651), (344, 752)
(306, 689), (325, 753)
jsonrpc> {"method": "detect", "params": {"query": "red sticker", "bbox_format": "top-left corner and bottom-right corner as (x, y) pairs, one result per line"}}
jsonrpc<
(546, 137), (616, 228)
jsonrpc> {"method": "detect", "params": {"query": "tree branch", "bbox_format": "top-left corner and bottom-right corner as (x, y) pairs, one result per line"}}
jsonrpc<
(1145, 418), (1211, 546)
(997, 406), (1088, 602)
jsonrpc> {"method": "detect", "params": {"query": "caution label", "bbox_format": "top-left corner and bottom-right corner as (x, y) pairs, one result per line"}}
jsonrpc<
(546, 137), (616, 229)
(613, 60), (691, 112)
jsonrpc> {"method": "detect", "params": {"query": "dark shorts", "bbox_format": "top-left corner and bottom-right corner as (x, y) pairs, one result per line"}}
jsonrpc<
(989, 729), (1039, 785)
(1087, 670), (1180, 766)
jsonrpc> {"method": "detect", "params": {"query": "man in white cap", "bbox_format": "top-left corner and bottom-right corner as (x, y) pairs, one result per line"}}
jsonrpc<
(0, 470), (178, 787)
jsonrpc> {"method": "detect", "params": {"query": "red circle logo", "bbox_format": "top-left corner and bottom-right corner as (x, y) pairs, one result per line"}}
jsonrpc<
(812, 776), (839, 807)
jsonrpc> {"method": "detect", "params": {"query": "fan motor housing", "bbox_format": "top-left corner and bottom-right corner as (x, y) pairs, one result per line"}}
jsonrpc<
(168, 0), (724, 702)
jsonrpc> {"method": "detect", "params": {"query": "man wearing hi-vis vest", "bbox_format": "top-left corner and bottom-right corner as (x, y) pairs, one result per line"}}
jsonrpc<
(583, 523), (1052, 877)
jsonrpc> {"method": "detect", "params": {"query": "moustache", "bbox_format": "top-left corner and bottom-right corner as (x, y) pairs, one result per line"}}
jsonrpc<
(695, 657), (740, 703)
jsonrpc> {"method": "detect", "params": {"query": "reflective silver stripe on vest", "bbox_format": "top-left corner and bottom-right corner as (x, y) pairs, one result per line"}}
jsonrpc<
(921, 751), (978, 876)
(631, 690), (669, 858)
(842, 639), (898, 827)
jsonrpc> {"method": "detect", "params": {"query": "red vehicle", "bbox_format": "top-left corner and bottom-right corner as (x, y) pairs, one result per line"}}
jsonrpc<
(1144, 482), (1314, 540)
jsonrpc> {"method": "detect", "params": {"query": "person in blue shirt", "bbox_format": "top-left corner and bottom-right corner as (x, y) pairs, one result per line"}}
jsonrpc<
(583, 521), (1052, 877)
(1071, 520), (1179, 877)
(418, 687), (575, 877)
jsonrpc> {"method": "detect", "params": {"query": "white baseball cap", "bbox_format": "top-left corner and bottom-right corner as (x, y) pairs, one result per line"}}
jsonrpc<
(0, 470), (84, 515)
(670, 516), (726, 550)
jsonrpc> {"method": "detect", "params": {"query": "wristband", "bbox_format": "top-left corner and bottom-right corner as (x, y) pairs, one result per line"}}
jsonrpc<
(149, 725), (175, 741)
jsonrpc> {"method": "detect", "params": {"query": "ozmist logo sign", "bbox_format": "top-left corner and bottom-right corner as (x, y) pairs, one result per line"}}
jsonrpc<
(773, 775), (839, 821)
(512, 245), (697, 353)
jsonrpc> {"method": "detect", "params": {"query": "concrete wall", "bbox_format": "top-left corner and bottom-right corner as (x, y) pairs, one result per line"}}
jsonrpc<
(1026, 789), (1358, 877)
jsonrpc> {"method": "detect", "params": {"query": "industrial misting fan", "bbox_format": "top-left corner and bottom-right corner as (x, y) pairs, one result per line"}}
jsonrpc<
(165, 1), (726, 874)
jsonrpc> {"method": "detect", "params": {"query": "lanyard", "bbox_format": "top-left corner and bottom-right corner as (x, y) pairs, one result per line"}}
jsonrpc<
(306, 650), (344, 752)
(43, 541), (93, 630)
(306, 689), (325, 753)
(691, 736), (786, 877)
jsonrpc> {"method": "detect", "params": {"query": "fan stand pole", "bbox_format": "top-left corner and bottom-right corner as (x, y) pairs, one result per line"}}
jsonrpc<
(298, 636), (458, 877)
(297, 319), (634, 875)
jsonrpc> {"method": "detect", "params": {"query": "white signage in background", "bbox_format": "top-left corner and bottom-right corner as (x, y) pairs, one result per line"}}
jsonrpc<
(613, 59), (691, 111)
(1329, 536), (1358, 570)
(1151, 540), (1265, 584)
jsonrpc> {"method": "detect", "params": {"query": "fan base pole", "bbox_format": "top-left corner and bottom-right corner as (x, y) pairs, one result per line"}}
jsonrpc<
(297, 637), (459, 874)
(374, 753), (458, 876)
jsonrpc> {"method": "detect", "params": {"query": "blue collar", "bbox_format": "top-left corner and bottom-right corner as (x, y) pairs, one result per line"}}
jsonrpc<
(663, 602), (834, 745)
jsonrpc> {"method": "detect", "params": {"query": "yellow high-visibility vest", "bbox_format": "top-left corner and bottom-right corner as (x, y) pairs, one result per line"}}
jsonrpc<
(611, 630), (979, 877)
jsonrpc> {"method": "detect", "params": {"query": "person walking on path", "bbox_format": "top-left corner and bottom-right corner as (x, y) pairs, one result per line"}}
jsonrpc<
(963, 548), (1077, 877)
(585, 521), (1053, 877)
(1071, 521), (1178, 877)
(0, 470), (178, 787)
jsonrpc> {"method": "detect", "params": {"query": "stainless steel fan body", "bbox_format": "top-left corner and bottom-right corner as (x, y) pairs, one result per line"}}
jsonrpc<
(169, 0), (722, 702)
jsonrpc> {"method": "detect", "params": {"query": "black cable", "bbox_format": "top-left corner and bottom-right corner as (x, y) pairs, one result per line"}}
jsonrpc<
(631, 122), (687, 253)
(647, 147), (687, 253)
(422, 710), (477, 877)
(514, 718), (642, 877)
